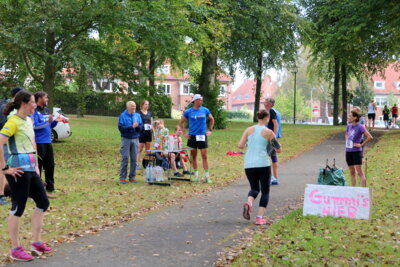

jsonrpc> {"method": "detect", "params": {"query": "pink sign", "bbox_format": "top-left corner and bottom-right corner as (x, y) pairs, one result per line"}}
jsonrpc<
(303, 184), (371, 220)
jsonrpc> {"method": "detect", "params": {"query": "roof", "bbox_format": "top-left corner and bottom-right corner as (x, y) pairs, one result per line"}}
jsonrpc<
(231, 76), (278, 105)
(371, 63), (400, 93)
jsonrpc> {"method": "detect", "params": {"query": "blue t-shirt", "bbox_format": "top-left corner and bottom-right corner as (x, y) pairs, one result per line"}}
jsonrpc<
(184, 106), (211, 135)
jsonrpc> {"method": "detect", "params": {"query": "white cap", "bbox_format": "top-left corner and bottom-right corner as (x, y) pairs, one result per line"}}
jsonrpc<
(192, 94), (203, 103)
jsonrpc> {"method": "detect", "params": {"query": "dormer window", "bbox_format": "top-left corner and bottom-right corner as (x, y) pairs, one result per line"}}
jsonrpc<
(374, 81), (384, 89)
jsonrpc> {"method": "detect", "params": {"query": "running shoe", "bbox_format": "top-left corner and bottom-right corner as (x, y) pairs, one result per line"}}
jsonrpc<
(182, 170), (194, 175)
(30, 242), (52, 256)
(174, 172), (184, 177)
(136, 164), (140, 170)
(243, 202), (252, 220)
(120, 179), (127, 184)
(270, 176), (279, 185)
(191, 175), (199, 182)
(204, 178), (213, 184)
(0, 196), (8, 205)
(129, 178), (137, 183)
(10, 246), (33, 261)
(255, 216), (267, 225)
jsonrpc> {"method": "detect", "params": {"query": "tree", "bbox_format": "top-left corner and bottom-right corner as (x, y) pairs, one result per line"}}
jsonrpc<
(351, 78), (374, 114)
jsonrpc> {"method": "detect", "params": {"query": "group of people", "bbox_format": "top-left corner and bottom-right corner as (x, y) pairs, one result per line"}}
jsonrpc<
(118, 94), (215, 185)
(367, 99), (398, 130)
(0, 87), (62, 261)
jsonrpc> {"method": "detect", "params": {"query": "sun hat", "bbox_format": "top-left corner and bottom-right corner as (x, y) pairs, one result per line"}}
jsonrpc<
(192, 94), (203, 103)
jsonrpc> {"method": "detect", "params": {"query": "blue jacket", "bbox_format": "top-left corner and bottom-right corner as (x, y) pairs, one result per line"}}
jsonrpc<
(32, 106), (58, 144)
(118, 110), (143, 139)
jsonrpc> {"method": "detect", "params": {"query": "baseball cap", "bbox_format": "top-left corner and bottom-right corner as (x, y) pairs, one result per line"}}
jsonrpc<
(11, 86), (24, 97)
(192, 94), (203, 103)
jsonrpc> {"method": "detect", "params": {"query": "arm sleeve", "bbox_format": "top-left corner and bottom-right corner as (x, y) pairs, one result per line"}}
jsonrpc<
(33, 112), (50, 130)
(0, 119), (17, 137)
(183, 109), (189, 119)
(118, 115), (131, 133)
(50, 120), (58, 128)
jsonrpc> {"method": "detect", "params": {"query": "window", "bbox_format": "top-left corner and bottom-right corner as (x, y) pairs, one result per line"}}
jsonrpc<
(92, 79), (114, 93)
(157, 84), (171, 95)
(237, 94), (242, 100)
(219, 85), (226, 96)
(374, 81), (384, 90)
(180, 82), (192, 95)
(183, 69), (190, 75)
(396, 82), (400, 90)
(374, 96), (387, 107)
(157, 65), (170, 75)
(245, 93), (250, 99)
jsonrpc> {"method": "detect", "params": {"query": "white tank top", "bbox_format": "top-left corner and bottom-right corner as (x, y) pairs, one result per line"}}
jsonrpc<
(368, 103), (375, 114)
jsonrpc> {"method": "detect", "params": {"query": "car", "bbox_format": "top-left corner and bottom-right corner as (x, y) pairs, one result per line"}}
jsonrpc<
(52, 107), (71, 142)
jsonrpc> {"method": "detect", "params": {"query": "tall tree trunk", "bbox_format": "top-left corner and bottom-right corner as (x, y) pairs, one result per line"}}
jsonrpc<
(341, 63), (347, 125)
(198, 47), (218, 99)
(43, 30), (56, 109)
(333, 57), (340, 125)
(148, 49), (156, 96)
(253, 51), (263, 123)
(76, 65), (88, 118)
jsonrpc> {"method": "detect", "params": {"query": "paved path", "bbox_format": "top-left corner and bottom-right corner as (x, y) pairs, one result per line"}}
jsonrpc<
(8, 131), (381, 267)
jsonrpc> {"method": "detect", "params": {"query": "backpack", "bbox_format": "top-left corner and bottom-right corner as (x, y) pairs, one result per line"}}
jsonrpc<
(272, 108), (282, 138)
(0, 98), (9, 130)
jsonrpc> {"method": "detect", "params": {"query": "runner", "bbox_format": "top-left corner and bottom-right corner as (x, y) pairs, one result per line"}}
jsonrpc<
(346, 108), (373, 187)
(137, 100), (153, 169)
(179, 94), (214, 183)
(382, 105), (390, 129)
(391, 103), (398, 128)
(0, 90), (51, 261)
(367, 99), (377, 130)
(264, 97), (280, 185)
(238, 109), (282, 225)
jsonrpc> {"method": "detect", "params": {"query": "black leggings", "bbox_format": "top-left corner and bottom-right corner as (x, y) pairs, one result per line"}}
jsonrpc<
(37, 143), (55, 192)
(6, 172), (50, 217)
(245, 167), (271, 208)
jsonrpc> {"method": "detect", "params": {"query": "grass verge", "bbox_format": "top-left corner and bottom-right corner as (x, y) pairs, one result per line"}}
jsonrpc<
(230, 130), (399, 266)
(0, 116), (342, 262)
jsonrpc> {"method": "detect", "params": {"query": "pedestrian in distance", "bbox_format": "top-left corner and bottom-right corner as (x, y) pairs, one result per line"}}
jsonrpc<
(0, 86), (24, 205)
(391, 103), (398, 128)
(179, 94), (214, 183)
(264, 97), (281, 185)
(346, 108), (373, 187)
(0, 90), (52, 261)
(137, 100), (153, 169)
(118, 101), (142, 184)
(32, 91), (63, 195)
(382, 105), (390, 129)
(238, 109), (282, 225)
(367, 99), (377, 131)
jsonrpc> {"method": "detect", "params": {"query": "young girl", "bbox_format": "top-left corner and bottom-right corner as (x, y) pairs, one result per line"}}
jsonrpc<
(174, 125), (193, 175)
(346, 108), (373, 187)
(0, 91), (51, 261)
(238, 109), (282, 225)
(137, 100), (153, 168)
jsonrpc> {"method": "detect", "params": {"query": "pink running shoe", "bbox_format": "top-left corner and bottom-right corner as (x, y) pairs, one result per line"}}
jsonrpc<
(243, 202), (252, 220)
(255, 216), (267, 225)
(10, 246), (33, 261)
(30, 242), (52, 256)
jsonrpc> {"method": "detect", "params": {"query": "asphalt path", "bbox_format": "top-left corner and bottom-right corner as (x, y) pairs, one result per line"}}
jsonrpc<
(8, 130), (382, 267)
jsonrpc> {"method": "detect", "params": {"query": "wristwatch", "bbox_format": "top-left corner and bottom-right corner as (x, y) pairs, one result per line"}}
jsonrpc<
(2, 165), (9, 171)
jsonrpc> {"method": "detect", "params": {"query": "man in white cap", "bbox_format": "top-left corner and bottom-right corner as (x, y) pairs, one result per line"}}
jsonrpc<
(179, 94), (214, 183)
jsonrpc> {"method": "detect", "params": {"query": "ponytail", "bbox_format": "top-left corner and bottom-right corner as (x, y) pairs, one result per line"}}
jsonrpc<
(3, 102), (16, 116)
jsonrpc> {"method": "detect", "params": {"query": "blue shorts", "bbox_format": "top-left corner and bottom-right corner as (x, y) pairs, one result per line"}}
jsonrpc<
(270, 150), (278, 163)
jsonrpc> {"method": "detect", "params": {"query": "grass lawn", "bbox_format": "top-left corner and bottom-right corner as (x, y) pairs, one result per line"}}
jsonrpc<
(231, 130), (399, 266)
(0, 116), (342, 262)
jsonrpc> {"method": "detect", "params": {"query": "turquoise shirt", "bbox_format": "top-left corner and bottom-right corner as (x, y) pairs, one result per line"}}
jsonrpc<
(244, 125), (271, 169)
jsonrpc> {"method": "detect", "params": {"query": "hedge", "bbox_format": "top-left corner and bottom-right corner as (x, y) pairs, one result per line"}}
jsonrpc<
(226, 110), (251, 120)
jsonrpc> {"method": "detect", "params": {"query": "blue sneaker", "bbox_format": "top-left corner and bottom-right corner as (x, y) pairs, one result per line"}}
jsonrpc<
(0, 196), (8, 205)
(270, 176), (279, 185)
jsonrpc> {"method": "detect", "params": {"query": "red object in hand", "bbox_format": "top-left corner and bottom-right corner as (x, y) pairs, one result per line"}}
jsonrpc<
(226, 151), (244, 156)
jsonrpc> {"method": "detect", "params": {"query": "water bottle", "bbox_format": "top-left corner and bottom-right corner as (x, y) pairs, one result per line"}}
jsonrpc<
(150, 164), (155, 182)
(145, 165), (150, 182)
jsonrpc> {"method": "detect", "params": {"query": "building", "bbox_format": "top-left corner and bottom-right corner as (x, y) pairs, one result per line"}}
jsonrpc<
(230, 76), (278, 111)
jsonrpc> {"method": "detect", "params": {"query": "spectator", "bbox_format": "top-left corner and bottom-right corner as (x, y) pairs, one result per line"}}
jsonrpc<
(118, 101), (142, 184)
(0, 90), (52, 261)
(137, 100), (153, 169)
(33, 91), (63, 195)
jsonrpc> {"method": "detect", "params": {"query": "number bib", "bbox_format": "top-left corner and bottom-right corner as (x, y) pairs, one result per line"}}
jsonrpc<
(144, 124), (152, 131)
(346, 139), (353, 149)
(195, 135), (206, 142)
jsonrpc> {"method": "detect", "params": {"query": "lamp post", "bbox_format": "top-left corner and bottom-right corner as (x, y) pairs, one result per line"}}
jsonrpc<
(292, 67), (298, 124)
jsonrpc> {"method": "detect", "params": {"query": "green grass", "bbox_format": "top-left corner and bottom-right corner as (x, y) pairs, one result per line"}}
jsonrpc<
(231, 130), (400, 266)
(0, 116), (342, 262)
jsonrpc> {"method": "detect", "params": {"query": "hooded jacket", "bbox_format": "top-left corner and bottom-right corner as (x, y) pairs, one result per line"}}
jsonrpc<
(118, 110), (142, 139)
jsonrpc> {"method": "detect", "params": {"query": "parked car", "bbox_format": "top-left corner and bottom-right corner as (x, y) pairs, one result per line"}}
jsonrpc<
(52, 107), (71, 142)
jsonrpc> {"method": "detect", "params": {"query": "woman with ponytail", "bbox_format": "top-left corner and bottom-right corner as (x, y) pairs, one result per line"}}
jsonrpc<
(0, 90), (51, 261)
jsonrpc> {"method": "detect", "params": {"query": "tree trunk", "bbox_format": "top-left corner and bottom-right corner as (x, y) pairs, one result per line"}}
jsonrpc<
(148, 49), (156, 96)
(76, 65), (88, 118)
(341, 63), (347, 125)
(43, 30), (56, 110)
(198, 47), (218, 100)
(253, 52), (263, 123)
(333, 57), (340, 125)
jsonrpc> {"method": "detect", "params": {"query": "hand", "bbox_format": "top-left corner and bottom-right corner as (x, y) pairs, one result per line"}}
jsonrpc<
(132, 122), (139, 128)
(184, 133), (190, 139)
(4, 167), (24, 178)
(48, 114), (54, 123)
(206, 130), (212, 136)
(35, 166), (40, 176)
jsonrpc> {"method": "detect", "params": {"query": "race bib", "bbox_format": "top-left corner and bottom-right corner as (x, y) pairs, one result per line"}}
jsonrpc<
(346, 139), (353, 149)
(196, 135), (206, 141)
(144, 124), (152, 131)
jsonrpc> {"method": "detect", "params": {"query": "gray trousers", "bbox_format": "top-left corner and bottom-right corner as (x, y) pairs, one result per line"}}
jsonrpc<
(119, 137), (139, 180)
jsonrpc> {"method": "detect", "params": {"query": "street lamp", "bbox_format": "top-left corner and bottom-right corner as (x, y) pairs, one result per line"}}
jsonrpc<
(292, 67), (298, 124)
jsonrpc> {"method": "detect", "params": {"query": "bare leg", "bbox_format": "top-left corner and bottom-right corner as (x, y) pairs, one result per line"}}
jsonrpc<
(0, 174), (5, 196)
(272, 162), (278, 178)
(8, 215), (20, 248)
(137, 143), (145, 163)
(31, 209), (45, 242)
(355, 165), (366, 187)
(169, 153), (177, 172)
(349, 165), (357, 186)
(257, 207), (266, 217)
(191, 149), (198, 170)
(200, 149), (208, 170)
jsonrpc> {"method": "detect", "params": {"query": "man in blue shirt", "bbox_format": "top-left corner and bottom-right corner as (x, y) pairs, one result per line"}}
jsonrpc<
(33, 91), (63, 194)
(118, 101), (142, 184)
(179, 94), (214, 183)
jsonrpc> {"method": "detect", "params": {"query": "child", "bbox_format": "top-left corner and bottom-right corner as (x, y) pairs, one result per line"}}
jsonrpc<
(153, 120), (183, 177)
(174, 125), (194, 175)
